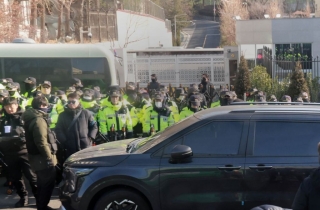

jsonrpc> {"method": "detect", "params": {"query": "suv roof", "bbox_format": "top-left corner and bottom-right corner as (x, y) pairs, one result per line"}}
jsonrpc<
(194, 105), (320, 120)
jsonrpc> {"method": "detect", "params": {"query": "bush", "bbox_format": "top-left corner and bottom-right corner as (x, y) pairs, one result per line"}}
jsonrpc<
(235, 55), (251, 99)
(287, 62), (309, 100)
(250, 65), (272, 94)
(306, 73), (320, 102)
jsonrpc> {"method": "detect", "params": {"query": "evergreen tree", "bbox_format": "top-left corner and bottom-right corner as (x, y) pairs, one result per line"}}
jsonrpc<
(287, 62), (309, 100)
(235, 55), (251, 99)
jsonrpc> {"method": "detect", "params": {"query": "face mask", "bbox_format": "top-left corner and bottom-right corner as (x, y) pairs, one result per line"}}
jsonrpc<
(151, 79), (156, 82)
(8, 91), (15, 96)
(38, 108), (49, 113)
(25, 83), (34, 91)
(83, 96), (92, 101)
(201, 78), (207, 83)
(155, 102), (162, 108)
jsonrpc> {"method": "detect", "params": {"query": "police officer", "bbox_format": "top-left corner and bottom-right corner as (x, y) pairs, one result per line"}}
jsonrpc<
(161, 86), (180, 123)
(65, 86), (76, 96)
(268, 95), (277, 102)
(246, 88), (258, 102)
(55, 90), (67, 111)
(188, 85), (207, 109)
(143, 93), (174, 136)
(0, 89), (9, 109)
(23, 77), (37, 99)
(80, 88), (100, 115)
(71, 78), (83, 91)
(180, 95), (203, 120)
(100, 85), (122, 108)
(174, 88), (187, 112)
(40, 81), (60, 129)
(300, 92), (310, 103)
(280, 95), (291, 103)
(0, 97), (37, 207)
(98, 90), (133, 141)
(147, 74), (160, 94)
(199, 74), (215, 107)
(6, 82), (28, 109)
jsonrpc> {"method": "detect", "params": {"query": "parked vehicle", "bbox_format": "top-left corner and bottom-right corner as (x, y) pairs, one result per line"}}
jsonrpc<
(59, 105), (320, 210)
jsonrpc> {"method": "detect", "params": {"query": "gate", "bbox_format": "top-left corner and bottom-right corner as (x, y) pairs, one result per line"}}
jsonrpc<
(127, 53), (227, 88)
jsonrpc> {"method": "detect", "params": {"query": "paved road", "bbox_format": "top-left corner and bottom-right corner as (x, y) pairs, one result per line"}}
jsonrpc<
(183, 16), (220, 48)
(0, 177), (61, 210)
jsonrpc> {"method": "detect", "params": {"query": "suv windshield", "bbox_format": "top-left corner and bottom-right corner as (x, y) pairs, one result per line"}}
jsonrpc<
(128, 116), (199, 154)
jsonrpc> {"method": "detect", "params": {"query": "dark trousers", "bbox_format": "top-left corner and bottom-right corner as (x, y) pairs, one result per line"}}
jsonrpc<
(35, 166), (56, 210)
(5, 154), (37, 198)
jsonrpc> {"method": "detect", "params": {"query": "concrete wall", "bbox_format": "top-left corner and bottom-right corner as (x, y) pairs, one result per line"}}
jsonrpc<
(236, 18), (320, 58)
(116, 10), (172, 50)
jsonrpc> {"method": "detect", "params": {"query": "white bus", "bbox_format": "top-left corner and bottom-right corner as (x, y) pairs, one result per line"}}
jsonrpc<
(0, 44), (117, 92)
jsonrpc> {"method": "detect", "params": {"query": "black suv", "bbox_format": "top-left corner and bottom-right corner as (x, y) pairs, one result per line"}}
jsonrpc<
(59, 105), (320, 210)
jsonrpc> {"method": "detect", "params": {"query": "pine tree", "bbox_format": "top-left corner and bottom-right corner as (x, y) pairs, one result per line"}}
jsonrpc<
(235, 55), (251, 99)
(287, 62), (309, 100)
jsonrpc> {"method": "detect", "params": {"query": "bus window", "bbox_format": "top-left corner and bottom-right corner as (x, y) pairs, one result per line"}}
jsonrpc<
(4, 58), (39, 84)
(4, 58), (72, 92)
(71, 58), (109, 91)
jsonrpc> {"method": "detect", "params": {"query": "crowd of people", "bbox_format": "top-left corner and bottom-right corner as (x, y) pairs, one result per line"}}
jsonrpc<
(0, 73), (316, 210)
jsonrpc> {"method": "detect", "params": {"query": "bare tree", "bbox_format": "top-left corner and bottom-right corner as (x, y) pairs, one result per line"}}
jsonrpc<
(219, 0), (249, 46)
(121, 11), (149, 48)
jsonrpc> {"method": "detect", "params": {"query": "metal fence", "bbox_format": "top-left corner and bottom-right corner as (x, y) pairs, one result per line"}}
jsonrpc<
(262, 47), (320, 81)
(123, 0), (165, 20)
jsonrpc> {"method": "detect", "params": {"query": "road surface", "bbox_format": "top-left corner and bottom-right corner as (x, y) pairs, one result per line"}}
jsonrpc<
(183, 15), (220, 48)
(0, 177), (61, 210)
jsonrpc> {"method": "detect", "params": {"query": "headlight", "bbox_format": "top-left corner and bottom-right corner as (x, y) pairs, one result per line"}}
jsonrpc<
(65, 167), (94, 193)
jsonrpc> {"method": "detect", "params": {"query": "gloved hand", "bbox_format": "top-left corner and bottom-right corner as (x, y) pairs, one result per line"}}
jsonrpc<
(47, 159), (54, 167)
(15, 126), (25, 137)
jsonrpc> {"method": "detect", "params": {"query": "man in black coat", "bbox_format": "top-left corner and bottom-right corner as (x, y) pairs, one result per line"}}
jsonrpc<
(292, 142), (320, 210)
(0, 97), (37, 207)
(55, 92), (98, 159)
(147, 74), (160, 94)
(198, 73), (216, 107)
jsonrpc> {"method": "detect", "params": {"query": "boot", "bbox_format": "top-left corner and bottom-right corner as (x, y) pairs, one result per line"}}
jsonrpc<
(14, 196), (28, 208)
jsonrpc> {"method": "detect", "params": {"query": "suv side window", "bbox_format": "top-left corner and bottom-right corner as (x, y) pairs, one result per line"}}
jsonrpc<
(183, 121), (243, 155)
(253, 121), (320, 156)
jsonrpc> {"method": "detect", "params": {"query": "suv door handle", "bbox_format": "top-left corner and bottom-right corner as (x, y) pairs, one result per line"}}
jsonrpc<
(218, 166), (241, 171)
(249, 166), (273, 170)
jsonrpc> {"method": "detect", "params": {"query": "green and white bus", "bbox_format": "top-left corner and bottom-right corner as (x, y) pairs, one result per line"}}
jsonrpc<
(0, 44), (117, 93)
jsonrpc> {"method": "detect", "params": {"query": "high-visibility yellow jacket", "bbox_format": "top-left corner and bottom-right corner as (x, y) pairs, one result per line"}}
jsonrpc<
(167, 101), (180, 123)
(143, 106), (174, 134)
(97, 102), (133, 135)
(179, 107), (202, 120)
(210, 100), (221, 108)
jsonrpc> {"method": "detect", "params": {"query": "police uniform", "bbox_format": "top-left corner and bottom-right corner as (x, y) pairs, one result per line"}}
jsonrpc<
(97, 90), (133, 141)
(23, 77), (37, 99)
(0, 98), (37, 207)
(143, 93), (174, 136)
(180, 95), (203, 120)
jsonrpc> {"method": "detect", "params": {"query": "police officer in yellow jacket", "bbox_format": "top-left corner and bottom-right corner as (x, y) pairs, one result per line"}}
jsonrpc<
(98, 90), (133, 141)
(23, 77), (37, 99)
(180, 95), (203, 120)
(39, 81), (60, 129)
(80, 88), (100, 116)
(6, 82), (27, 109)
(143, 93), (174, 137)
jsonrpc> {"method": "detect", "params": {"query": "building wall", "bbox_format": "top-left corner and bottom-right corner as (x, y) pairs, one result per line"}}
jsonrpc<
(236, 18), (320, 58)
(116, 10), (172, 50)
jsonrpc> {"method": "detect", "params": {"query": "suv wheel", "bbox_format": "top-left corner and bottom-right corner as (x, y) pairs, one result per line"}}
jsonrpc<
(94, 189), (151, 210)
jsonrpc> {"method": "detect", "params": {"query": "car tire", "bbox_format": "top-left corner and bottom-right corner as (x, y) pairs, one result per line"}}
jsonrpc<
(94, 188), (151, 210)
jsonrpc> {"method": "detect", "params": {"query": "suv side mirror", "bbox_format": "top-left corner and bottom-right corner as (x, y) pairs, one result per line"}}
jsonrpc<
(170, 145), (193, 164)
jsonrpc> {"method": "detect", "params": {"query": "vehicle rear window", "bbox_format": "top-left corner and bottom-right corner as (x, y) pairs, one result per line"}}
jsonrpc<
(183, 121), (243, 155)
(253, 121), (320, 156)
